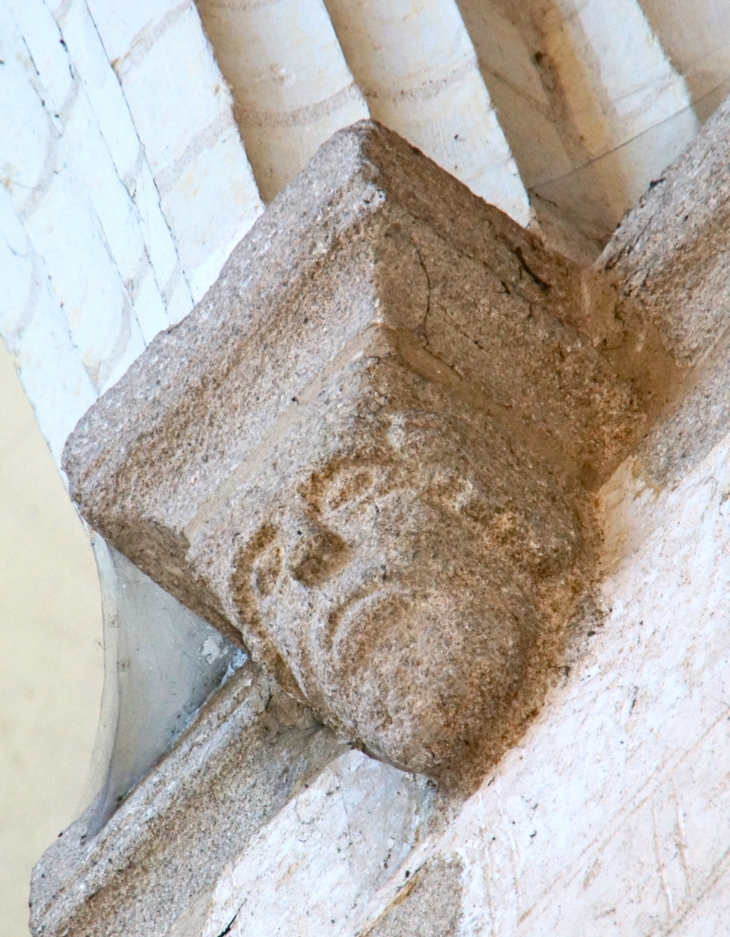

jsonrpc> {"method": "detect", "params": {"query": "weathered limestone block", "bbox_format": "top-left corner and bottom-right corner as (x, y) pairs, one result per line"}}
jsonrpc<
(600, 94), (730, 366)
(595, 93), (730, 486)
(30, 661), (343, 937)
(64, 121), (645, 776)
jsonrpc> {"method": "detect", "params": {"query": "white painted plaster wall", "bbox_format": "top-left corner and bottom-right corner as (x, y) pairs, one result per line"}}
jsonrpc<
(202, 752), (433, 937)
(3, 0), (724, 457)
(0, 1), (261, 929)
(459, 0), (700, 242)
(196, 0), (369, 202)
(324, 0), (532, 226)
(0, 0), (262, 460)
(640, 0), (730, 123)
(457, 0), (572, 195)
(537, 0), (698, 231)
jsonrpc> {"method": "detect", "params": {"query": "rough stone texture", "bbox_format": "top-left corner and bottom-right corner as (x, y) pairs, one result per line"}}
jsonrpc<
(27, 66), (730, 937)
(593, 91), (730, 490)
(632, 323), (730, 489)
(63, 120), (647, 777)
(5, 0), (727, 937)
(600, 93), (730, 366)
(30, 660), (343, 937)
(363, 856), (464, 937)
(192, 389), (730, 937)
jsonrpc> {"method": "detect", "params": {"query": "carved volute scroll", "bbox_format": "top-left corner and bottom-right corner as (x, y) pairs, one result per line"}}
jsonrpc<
(227, 403), (579, 772)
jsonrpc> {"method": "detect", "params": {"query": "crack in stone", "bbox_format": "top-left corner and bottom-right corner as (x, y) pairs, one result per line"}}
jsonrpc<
(405, 213), (543, 311)
(408, 235), (432, 342)
(514, 245), (551, 292)
(406, 233), (519, 408)
(217, 911), (238, 936)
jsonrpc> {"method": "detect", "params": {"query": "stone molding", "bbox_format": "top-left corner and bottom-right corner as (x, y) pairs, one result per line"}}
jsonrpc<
(30, 661), (343, 936)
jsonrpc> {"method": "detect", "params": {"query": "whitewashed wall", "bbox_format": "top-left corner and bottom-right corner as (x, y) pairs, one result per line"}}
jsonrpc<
(195, 0), (370, 202)
(324, 0), (532, 226)
(457, 0), (700, 243)
(640, 0), (730, 122)
(0, 0), (262, 462)
(0, 8), (263, 930)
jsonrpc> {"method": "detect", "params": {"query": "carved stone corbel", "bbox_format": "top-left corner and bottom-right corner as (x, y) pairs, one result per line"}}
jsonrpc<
(63, 120), (652, 775)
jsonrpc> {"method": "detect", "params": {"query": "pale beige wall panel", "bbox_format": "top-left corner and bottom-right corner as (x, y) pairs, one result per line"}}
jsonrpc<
(0, 340), (103, 937)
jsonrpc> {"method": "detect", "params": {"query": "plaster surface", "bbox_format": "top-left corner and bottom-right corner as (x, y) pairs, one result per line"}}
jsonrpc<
(460, 0), (699, 243)
(196, 0), (369, 202)
(640, 0), (730, 122)
(324, 0), (531, 226)
(0, 339), (102, 937)
(0, 0), (262, 459)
